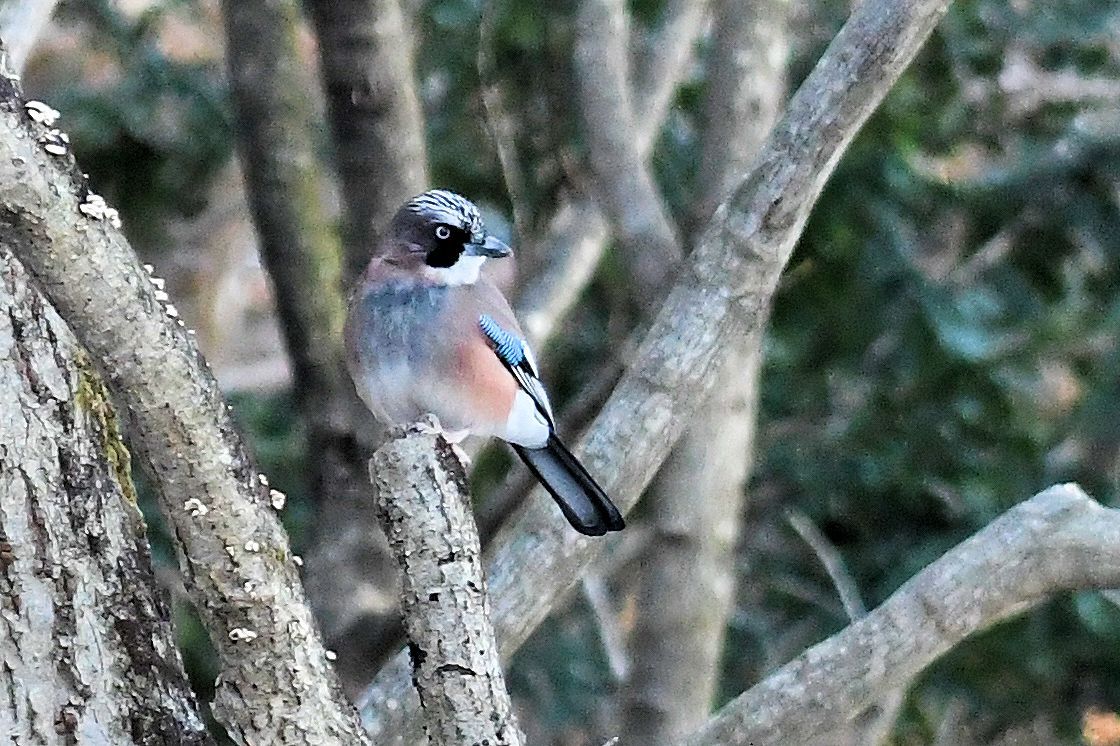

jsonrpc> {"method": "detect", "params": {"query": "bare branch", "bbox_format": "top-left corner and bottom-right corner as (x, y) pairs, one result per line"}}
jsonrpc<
(631, 0), (711, 152)
(478, 1), (531, 243)
(1000, 48), (1120, 120)
(0, 0), (59, 73)
(0, 64), (369, 744)
(514, 6), (706, 345)
(787, 508), (866, 621)
(307, 0), (428, 281)
(361, 0), (955, 738)
(573, 0), (682, 303)
(582, 573), (630, 682)
(685, 484), (1119, 745)
(515, 197), (610, 347)
(371, 423), (523, 745)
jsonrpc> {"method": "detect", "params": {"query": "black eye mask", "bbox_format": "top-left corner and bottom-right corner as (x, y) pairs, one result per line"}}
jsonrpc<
(424, 225), (469, 268)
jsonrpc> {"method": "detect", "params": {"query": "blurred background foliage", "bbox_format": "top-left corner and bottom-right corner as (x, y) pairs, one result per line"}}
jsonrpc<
(18, 0), (1120, 742)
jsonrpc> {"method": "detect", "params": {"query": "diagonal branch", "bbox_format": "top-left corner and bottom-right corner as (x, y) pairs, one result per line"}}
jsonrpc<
(685, 484), (1119, 745)
(306, 0), (428, 281)
(361, 0), (955, 738)
(0, 58), (370, 745)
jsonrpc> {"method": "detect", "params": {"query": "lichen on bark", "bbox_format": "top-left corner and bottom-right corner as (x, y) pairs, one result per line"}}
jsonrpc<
(73, 347), (138, 506)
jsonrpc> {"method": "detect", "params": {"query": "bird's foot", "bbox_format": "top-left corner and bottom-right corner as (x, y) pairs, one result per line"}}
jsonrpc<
(412, 416), (473, 467)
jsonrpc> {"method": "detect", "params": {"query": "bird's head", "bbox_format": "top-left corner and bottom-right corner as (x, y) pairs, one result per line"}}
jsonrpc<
(383, 189), (512, 285)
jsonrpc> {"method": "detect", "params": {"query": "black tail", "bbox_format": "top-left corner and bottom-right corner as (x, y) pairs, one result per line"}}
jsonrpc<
(513, 435), (625, 536)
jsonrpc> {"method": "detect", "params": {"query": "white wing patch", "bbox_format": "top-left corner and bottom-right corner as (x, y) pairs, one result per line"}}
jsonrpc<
(503, 390), (550, 448)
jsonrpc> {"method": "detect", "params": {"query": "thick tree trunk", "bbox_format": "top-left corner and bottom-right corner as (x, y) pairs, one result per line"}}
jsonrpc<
(219, 0), (401, 694)
(0, 249), (212, 744)
(623, 336), (765, 744)
(622, 1), (789, 741)
(306, 0), (429, 282)
(0, 65), (370, 744)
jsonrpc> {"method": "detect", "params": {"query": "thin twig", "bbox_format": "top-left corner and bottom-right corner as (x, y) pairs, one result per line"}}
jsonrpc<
(786, 508), (867, 621)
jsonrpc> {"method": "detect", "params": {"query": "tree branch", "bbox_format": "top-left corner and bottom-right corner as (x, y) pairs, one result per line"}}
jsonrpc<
(360, 0), (954, 738)
(0, 61), (369, 744)
(684, 484), (1119, 745)
(513, 4), (706, 347)
(631, 0), (711, 153)
(306, 0), (428, 281)
(370, 422), (524, 745)
(573, 0), (682, 304)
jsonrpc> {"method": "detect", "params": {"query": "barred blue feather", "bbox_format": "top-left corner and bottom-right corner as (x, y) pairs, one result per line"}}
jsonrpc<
(479, 314), (525, 367)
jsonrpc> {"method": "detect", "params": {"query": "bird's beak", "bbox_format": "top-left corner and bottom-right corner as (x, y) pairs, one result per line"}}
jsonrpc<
(466, 234), (512, 258)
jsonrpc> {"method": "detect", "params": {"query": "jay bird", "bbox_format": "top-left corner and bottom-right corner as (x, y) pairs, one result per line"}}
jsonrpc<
(345, 189), (625, 536)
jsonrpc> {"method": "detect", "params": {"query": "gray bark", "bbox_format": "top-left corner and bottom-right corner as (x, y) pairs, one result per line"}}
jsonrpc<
(219, 0), (398, 695)
(684, 484), (1117, 745)
(0, 249), (211, 744)
(371, 423), (523, 746)
(0, 61), (370, 745)
(306, 0), (429, 281)
(622, 1), (790, 741)
(361, 0), (954, 739)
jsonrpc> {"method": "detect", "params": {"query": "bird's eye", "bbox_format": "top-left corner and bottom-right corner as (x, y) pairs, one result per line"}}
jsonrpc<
(434, 225), (451, 240)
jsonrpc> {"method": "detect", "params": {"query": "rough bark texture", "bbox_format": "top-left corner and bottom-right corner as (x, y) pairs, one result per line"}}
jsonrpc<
(573, 0), (681, 307)
(0, 0), (59, 72)
(219, 0), (398, 695)
(0, 63), (370, 745)
(622, 1), (790, 741)
(371, 423), (523, 746)
(307, 0), (429, 281)
(360, 0), (954, 738)
(685, 484), (1118, 745)
(0, 249), (211, 745)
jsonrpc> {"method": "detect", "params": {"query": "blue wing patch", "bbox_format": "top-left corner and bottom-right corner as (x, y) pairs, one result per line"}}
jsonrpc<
(479, 314), (525, 367)
(479, 314), (554, 426)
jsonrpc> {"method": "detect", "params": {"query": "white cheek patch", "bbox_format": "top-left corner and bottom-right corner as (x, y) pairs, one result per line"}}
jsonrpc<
(428, 255), (486, 286)
(502, 390), (550, 448)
